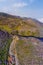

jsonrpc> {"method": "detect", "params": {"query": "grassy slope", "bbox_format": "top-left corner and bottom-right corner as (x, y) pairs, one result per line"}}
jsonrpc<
(15, 38), (43, 65)
(0, 15), (40, 37)
(16, 40), (34, 65)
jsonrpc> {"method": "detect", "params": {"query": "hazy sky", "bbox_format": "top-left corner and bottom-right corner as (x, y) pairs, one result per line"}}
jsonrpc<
(0, 0), (43, 22)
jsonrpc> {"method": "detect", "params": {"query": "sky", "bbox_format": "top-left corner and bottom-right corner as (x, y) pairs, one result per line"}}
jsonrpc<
(0, 0), (43, 23)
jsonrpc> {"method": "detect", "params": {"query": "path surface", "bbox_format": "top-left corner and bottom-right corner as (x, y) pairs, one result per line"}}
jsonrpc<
(9, 35), (19, 65)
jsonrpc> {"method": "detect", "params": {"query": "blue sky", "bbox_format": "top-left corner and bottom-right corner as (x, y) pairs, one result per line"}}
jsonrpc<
(0, 0), (43, 22)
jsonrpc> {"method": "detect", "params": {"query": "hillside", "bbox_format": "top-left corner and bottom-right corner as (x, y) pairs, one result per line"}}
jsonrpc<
(0, 12), (43, 37)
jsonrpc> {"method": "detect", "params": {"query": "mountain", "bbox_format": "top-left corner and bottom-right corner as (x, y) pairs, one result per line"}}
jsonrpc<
(0, 12), (43, 37)
(0, 12), (43, 65)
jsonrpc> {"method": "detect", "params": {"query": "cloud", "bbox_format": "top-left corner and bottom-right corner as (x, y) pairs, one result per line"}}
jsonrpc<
(38, 18), (43, 23)
(13, 2), (28, 8)
(0, 7), (12, 13)
(1, 7), (8, 12)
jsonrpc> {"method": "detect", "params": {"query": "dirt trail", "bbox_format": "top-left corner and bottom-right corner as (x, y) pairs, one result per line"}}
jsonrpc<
(9, 35), (19, 65)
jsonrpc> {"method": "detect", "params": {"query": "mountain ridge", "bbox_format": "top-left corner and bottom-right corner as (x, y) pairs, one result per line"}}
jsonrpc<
(0, 12), (43, 24)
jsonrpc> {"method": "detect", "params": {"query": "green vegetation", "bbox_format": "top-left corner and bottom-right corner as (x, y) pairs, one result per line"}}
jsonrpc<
(0, 25), (12, 33)
(0, 38), (12, 65)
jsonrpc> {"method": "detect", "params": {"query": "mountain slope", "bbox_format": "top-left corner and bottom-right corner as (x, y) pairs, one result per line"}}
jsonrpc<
(0, 12), (43, 37)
